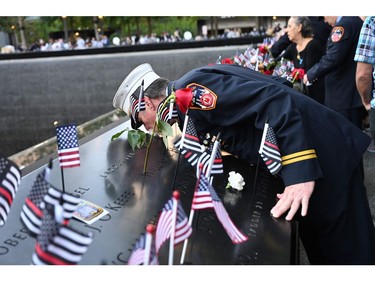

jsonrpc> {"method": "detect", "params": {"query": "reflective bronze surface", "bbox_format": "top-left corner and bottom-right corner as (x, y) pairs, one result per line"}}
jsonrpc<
(0, 118), (298, 265)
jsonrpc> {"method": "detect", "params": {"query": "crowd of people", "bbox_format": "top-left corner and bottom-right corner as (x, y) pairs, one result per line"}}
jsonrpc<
(12, 23), (283, 53)
(270, 16), (374, 153)
(27, 34), (112, 51)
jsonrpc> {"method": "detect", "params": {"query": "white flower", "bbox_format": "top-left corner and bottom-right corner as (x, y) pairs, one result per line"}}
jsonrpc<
(226, 171), (245, 191)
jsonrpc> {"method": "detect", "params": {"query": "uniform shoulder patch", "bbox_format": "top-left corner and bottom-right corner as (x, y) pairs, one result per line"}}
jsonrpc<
(331, 26), (344, 42)
(186, 83), (217, 110)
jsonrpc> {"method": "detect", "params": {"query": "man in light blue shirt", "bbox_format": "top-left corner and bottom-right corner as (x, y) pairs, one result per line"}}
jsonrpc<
(355, 16), (375, 152)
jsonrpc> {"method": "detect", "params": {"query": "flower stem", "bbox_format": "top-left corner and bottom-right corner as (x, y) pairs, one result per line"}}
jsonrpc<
(291, 71), (299, 84)
(143, 121), (157, 174)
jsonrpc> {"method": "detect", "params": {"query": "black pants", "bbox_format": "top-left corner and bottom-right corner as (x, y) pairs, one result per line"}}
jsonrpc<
(336, 106), (368, 130)
(298, 166), (375, 264)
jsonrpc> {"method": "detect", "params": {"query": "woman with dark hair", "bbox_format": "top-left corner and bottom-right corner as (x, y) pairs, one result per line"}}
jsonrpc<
(283, 16), (326, 104)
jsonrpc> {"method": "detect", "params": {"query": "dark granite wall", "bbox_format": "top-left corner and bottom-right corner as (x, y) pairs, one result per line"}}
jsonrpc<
(0, 46), (243, 157)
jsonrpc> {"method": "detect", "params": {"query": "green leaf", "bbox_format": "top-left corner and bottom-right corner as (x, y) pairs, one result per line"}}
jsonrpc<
(162, 134), (169, 148)
(157, 120), (173, 137)
(157, 120), (173, 149)
(128, 129), (147, 150)
(111, 129), (128, 141)
(137, 131), (147, 148)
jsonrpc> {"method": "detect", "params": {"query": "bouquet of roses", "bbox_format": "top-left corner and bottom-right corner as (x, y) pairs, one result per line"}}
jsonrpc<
(271, 58), (295, 82)
(213, 46), (307, 93)
(213, 36), (278, 76)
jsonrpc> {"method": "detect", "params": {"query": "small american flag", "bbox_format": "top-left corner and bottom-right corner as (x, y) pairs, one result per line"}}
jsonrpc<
(234, 48), (243, 65)
(127, 232), (158, 265)
(129, 80), (146, 123)
(216, 55), (222, 64)
(32, 203), (93, 265)
(56, 124), (81, 168)
(20, 167), (81, 237)
(259, 122), (282, 175)
(194, 174), (248, 244)
(191, 173), (214, 210)
(174, 202), (192, 245)
(157, 102), (178, 122)
(174, 117), (203, 166)
(43, 187), (81, 224)
(20, 168), (53, 237)
(0, 155), (21, 226)
(155, 196), (192, 253)
(127, 233), (146, 265)
(196, 141), (223, 178)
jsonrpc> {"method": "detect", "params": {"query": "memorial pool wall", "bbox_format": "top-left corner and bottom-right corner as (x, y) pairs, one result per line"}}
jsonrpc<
(0, 40), (261, 159)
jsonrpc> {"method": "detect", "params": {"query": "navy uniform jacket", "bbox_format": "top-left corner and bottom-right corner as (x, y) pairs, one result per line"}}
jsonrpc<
(306, 16), (363, 111)
(168, 64), (370, 218)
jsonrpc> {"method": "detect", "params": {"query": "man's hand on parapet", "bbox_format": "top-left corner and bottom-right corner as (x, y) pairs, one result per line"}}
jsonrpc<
(270, 181), (315, 221)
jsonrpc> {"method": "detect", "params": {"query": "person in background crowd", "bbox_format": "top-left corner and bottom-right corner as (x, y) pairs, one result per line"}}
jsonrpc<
(75, 35), (86, 49)
(354, 16), (375, 153)
(101, 34), (110, 47)
(112, 62), (375, 264)
(283, 16), (326, 104)
(270, 16), (332, 60)
(303, 16), (366, 130)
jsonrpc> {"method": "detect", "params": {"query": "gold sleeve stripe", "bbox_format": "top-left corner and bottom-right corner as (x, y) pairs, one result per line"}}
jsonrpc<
(281, 149), (317, 166)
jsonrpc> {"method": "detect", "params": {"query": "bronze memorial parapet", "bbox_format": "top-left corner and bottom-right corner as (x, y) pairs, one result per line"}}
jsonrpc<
(0, 118), (298, 265)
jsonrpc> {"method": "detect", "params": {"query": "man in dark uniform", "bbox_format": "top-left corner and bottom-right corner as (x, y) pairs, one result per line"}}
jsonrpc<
(304, 16), (366, 129)
(112, 62), (375, 264)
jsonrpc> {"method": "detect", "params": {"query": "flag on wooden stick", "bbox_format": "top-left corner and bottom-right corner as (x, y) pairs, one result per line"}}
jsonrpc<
(128, 224), (158, 265)
(155, 191), (192, 261)
(0, 155), (21, 226)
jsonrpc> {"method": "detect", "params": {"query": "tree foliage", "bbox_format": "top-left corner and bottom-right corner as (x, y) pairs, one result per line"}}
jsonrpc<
(0, 16), (200, 47)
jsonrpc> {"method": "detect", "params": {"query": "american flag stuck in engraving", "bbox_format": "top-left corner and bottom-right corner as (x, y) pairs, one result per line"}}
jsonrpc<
(155, 192), (192, 253)
(173, 116), (203, 166)
(56, 124), (81, 168)
(258, 121), (282, 175)
(32, 203), (93, 265)
(192, 174), (248, 244)
(0, 155), (21, 226)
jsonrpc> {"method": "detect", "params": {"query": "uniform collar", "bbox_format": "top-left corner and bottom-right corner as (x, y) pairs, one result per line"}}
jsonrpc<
(166, 81), (174, 96)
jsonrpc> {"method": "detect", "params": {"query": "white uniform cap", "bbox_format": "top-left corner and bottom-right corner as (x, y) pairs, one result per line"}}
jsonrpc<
(113, 63), (160, 116)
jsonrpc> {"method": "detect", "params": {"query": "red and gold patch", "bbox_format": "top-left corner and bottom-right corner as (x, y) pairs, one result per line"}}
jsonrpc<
(186, 83), (217, 110)
(331, 26), (344, 42)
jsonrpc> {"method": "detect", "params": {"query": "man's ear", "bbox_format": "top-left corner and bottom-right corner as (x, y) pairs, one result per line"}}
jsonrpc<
(144, 96), (155, 110)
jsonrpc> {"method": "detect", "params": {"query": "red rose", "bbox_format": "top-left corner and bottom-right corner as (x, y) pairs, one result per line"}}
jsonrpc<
(175, 88), (193, 114)
(291, 68), (305, 81)
(221, 58), (233, 64)
(263, 69), (273, 75)
(259, 45), (268, 54)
